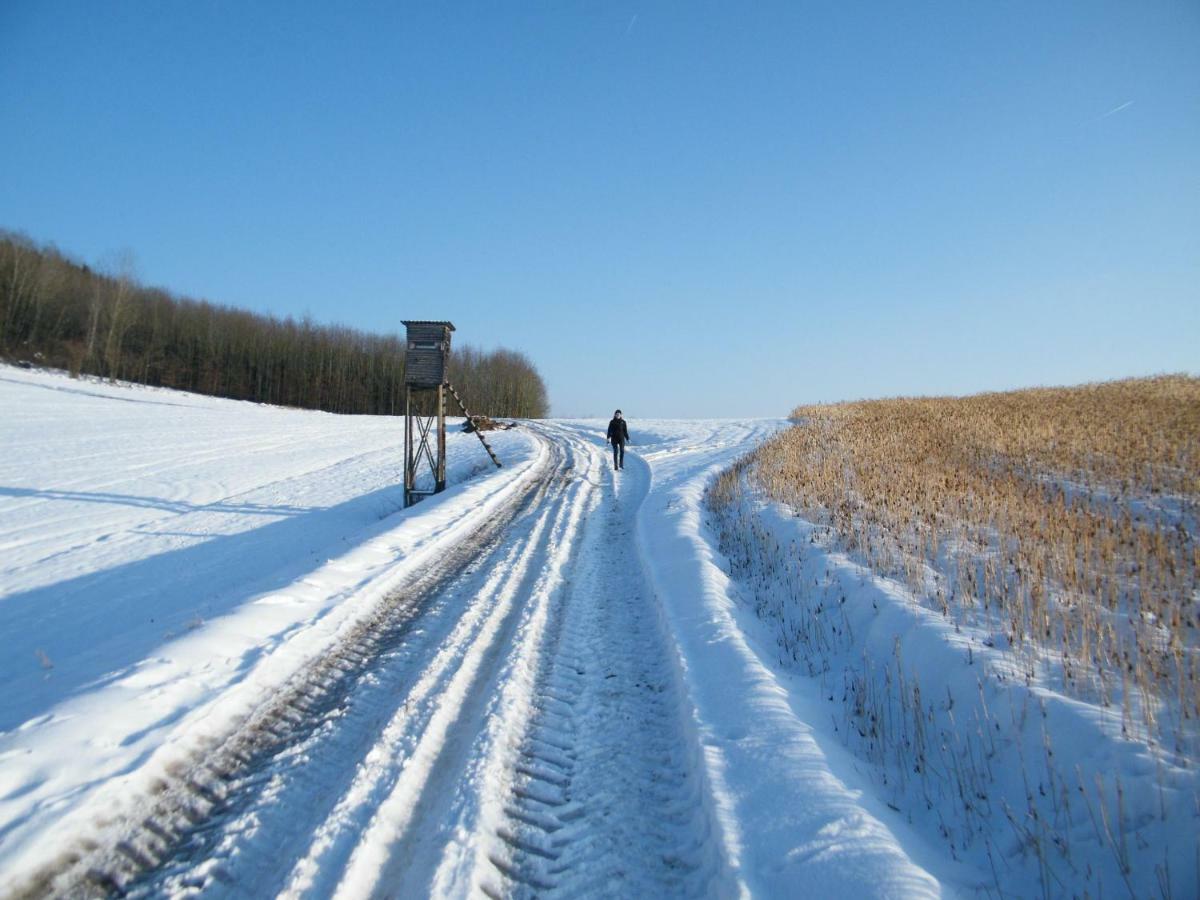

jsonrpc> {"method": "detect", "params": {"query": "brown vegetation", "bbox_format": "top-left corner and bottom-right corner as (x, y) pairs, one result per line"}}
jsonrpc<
(0, 230), (548, 417)
(462, 415), (516, 432)
(746, 376), (1200, 745)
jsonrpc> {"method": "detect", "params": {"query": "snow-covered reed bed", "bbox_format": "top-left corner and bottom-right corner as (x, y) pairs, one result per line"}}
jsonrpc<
(706, 376), (1200, 898)
(766, 375), (1199, 750)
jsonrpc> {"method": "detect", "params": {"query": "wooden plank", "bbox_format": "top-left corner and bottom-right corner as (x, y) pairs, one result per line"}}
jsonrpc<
(405, 324), (452, 343)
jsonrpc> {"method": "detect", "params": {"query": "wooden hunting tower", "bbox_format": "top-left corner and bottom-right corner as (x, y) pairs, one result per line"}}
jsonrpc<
(401, 320), (500, 507)
(402, 320), (453, 507)
(404, 320), (454, 388)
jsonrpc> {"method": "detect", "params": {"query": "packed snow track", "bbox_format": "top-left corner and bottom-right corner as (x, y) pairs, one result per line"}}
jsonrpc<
(9, 425), (729, 898)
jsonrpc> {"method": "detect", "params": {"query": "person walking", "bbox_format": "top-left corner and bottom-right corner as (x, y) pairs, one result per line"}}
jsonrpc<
(606, 409), (630, 471)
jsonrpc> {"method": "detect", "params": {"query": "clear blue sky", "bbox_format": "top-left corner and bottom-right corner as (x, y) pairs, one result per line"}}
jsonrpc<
(2, 2), (1197, 416)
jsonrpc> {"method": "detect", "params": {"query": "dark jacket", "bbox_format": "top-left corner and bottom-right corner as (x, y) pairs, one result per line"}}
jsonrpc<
(607, 417), (629, 444)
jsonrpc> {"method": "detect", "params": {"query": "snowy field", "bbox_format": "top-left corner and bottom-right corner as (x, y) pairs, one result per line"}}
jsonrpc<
(5, 363), (1176, 897)
(0, 366), (539, 890)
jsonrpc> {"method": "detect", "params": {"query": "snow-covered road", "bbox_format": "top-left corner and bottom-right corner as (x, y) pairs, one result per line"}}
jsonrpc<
(1, 368), (955, 897)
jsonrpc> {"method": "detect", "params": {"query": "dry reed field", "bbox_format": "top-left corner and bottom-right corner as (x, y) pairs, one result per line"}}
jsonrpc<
(749, 375), (1200, 749)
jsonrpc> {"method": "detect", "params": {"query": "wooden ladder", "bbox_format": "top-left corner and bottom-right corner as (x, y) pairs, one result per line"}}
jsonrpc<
(445, 382), (502, 468)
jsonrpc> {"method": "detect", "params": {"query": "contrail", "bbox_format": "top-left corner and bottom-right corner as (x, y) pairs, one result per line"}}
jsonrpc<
(625, 13), (638, 35)
(1096, 99), (1134, 120)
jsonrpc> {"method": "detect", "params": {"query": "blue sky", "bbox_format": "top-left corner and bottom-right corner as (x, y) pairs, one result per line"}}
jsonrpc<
(1, 2), (1197, 416)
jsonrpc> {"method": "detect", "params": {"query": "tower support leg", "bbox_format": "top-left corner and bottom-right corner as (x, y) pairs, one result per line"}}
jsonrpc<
(404, 385), (414, 507)
(436, 383), (447, 493)
(404, 384), (450, 507)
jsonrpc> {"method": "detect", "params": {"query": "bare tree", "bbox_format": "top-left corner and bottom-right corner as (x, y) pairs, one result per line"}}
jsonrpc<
(0, 230), (549, 417)
(101, 250), (136, 380)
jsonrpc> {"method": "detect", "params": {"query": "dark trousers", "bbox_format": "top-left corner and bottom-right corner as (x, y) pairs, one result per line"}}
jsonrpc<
(611, 441), (625, 468)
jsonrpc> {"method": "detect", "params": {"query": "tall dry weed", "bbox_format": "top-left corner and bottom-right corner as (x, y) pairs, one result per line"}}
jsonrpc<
(751, 375), (1200, 748)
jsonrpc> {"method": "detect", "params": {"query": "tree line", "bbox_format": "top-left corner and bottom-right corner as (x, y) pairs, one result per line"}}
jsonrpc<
(0, 230), (548, 418)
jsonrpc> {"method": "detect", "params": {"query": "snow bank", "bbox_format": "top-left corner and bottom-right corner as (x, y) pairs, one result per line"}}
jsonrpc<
(707, 464), (1200, 898)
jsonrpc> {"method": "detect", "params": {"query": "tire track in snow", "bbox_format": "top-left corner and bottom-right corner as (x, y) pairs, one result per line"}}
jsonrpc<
(15, 427), (733, 898)
(11, 441), (561, 898)
(309, 444), (592, 898)
(444, 424), (734, 898)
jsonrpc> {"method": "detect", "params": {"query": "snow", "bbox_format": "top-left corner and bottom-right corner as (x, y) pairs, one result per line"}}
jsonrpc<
(3, 365), (1187, 897)
(0, 365), (541, 885)
(629, 420), (948, 898)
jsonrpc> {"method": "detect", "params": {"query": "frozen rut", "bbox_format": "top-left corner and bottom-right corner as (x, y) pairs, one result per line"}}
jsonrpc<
(30, 426), (730, 898)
